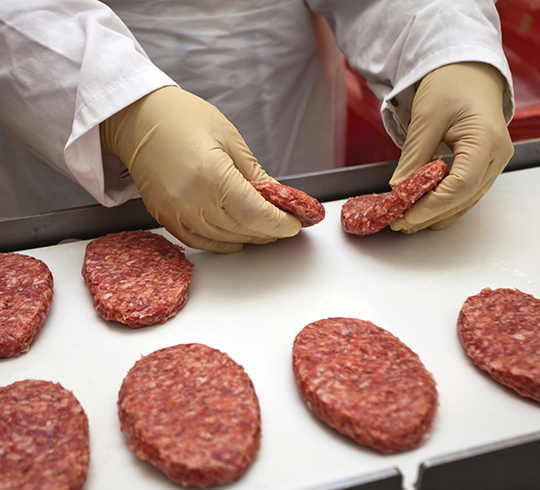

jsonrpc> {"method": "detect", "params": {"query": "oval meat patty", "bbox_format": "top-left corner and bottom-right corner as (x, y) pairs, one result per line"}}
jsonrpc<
(341, 157), (449, 235)
(0, 379), (90, 490)
(250, 181), (325, 227)
(118, 343), (261, 488)
(458, 288), (540, 402)
(292, 317), (438, 454)
(82, 230), (194, 328)
(0, 253), (54, 357)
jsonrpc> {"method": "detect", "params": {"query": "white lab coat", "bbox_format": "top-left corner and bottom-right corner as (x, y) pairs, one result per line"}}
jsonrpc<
(0, 0), (514, 217)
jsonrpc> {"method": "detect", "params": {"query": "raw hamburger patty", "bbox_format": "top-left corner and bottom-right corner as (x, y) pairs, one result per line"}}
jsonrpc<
(292, 317), (438, 454)
(250, 181), (325, 227)
(341, 157), (449, 235)
(82, 230), (194, 328)
(458, 288), (540, 402)
(0, 253), (54, 357)
(0, 379), (90, 490)
(118, 343), (261, 488)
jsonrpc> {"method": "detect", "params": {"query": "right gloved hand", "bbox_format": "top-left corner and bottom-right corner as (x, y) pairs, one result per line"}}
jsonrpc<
(100, 86), (301, 253)
(389, 62), (514, 234)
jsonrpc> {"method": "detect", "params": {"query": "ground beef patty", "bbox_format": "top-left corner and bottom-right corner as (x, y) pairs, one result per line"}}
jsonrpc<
(118, 343), (261, 488)
(458, 288), (540, 402)
(341, 157), (449, 235)
(250, 181), (325, 227)
(293, 317), (438, 454)
(0, 379), (90, 490)
(82, 230), (194, 328)
(0, 253), (54, 357)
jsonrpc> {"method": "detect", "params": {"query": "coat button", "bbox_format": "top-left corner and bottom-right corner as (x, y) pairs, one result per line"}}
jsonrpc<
(390, 97), (399, 107)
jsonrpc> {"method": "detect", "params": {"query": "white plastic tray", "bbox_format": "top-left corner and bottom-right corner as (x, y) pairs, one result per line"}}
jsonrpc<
(2, 166), (540, 490)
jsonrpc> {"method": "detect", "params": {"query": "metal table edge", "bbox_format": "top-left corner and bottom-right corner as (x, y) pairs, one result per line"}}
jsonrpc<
(1, 138), (539, 253)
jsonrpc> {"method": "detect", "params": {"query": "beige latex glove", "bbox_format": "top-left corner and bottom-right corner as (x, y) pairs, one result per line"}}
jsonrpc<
(100, 86), (301, 253)
(389, 62), (514, 234)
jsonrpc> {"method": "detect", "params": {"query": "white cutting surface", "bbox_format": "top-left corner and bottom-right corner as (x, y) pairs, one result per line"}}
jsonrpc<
(2, 166), (540, 490)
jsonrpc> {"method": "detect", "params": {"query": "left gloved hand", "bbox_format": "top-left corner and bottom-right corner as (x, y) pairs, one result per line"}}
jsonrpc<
(100, 86), (301, 253)
(389, 62), (514, 234)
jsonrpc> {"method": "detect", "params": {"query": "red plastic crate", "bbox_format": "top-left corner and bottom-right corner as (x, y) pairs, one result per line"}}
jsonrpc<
(345, 0), (540, 166)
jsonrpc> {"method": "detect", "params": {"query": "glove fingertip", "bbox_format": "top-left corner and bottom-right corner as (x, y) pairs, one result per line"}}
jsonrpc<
(279, 213), (302, 237)
(389, 216), (421, 234)
(213, 242), (244, 254)
(163, 221), (245, 254)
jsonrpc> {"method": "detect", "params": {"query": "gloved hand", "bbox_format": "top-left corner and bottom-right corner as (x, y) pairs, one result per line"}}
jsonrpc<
(389, 62), (514, 234)
(100, 86), (301, 253)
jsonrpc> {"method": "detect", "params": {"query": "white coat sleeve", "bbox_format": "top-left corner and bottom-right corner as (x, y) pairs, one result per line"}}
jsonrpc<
(0, 0), (176, 207)
(306, 0), (514, 148)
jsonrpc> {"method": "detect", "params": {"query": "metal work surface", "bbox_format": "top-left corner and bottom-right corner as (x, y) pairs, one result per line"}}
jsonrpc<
(2, 164), (540, 489)
(416, 431), (540, 490)
(1, 138), (539, 253)
(299, 468), (403, 490)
